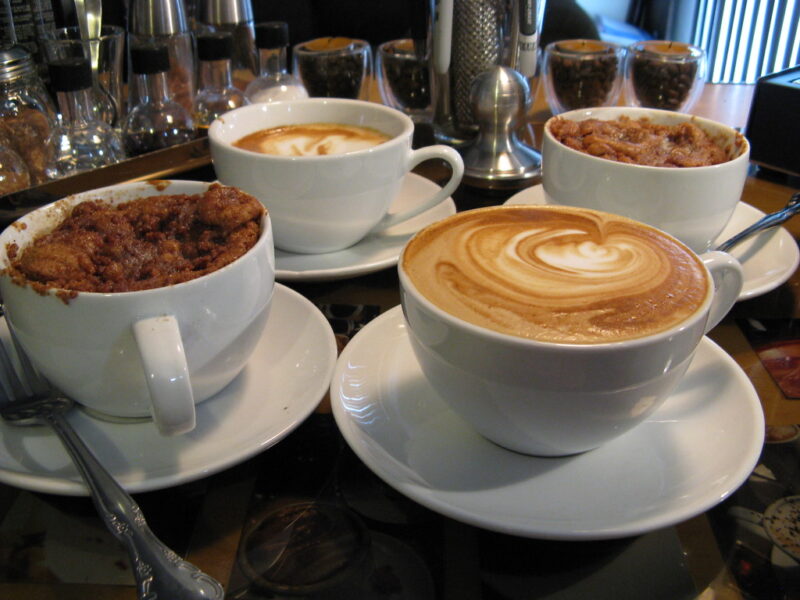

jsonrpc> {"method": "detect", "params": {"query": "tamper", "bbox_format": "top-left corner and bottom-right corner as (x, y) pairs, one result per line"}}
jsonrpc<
(460, 66), (541, 188)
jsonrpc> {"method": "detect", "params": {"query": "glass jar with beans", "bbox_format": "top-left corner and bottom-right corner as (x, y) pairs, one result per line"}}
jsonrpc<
(624, 41), (706, 112)
(542, 39), (625, 115)
(376, 39), (431, 122)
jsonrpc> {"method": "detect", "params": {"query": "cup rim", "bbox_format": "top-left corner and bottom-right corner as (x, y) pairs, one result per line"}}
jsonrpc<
(545, 38), (623, 56)
(398, 205), (715, 351)
(208, 98), (414, 161)
(543, 106), (749, 170)
(628, 39), (705, 59)
(377, 38), (418, 54)
(293, 37), (371, 55)
(0, 180), (271, 299)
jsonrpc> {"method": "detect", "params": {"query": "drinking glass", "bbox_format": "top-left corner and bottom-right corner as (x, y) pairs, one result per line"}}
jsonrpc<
(542, 39), (624, 115)
(376, 38), (431, 122)
(293, 37), (372, 100)
(624, 40), (706, 112)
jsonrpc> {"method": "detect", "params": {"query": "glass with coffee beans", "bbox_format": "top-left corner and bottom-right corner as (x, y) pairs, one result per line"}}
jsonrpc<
(293, 38), (372, 99)
(376, 39), (431, 122)
(543, 40), (624, 115)
(624, 41), (706, 112)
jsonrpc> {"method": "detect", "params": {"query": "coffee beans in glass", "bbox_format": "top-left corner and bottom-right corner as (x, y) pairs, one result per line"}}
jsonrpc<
(624, 41), (706, 112)
(293, 38), (371, 99)
(542, 39), (624, 114)
(376, 39), (431, 122)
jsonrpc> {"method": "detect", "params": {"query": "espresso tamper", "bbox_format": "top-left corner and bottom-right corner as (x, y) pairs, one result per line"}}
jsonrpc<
(460, 65), (541, 188)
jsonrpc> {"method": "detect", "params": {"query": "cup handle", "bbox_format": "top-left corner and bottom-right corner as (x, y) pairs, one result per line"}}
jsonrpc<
(373, 145), (465, 231)
(700, 251), (744, 333)
(132, 316), (195, 436)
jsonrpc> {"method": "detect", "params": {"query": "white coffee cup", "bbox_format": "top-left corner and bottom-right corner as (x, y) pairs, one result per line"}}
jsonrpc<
(208, 98), (464, 254)
(542, 106), (750, 253)
(398, 205), (744, 456)
(0, 180), (275, 436)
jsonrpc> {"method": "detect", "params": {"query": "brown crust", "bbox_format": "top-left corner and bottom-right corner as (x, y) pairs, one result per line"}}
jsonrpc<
(4, 184), (264, 299)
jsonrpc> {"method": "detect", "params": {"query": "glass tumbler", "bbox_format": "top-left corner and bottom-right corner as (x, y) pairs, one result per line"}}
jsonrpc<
(542, 39), (625, 115)
(625, 40), (706, 112)
(293, 37), (372, 100)
(376, 39), (431, 122)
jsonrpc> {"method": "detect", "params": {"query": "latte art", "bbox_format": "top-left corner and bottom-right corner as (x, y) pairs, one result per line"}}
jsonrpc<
(233, 123), (391, 157)
(402, 206), (708, 344)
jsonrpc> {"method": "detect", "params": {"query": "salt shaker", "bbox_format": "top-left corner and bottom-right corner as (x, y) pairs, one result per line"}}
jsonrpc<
(123, 43), (195, 156)
(193, 31), (248, 131)
(244, 21), (308, 103)
(46, 57), (125, 178)
(0, 45), (56, 186)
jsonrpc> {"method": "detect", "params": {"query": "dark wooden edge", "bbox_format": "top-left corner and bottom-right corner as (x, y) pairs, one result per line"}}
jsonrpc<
(0, 137), (212, 225)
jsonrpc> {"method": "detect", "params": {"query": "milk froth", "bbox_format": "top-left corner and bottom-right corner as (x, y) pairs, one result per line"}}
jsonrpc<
(233, 123), (390, 156)
(402, 205), (708, 344)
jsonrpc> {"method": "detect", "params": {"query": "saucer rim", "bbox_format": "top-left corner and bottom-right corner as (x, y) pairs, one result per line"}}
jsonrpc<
(275, 173), (456, 282)
(0, 284), (337, 496)
(504, 184), (799, 301)
(330, 305), (765, 540)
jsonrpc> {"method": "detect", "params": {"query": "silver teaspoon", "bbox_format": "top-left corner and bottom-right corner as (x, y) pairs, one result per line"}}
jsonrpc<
(0, 327), (225, 600)
(716, 192), (800, 253)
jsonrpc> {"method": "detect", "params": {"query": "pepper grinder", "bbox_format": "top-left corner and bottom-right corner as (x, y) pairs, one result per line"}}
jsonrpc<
(192, 31), (248, 131)
(460, 65), (540, 188)
(129, 0), (197, 113)
(46, 56), (125, 178)
(197, 0), (257, 90)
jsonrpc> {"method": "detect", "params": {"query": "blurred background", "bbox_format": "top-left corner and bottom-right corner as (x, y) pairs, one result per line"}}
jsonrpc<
(7, 0), (797, 85)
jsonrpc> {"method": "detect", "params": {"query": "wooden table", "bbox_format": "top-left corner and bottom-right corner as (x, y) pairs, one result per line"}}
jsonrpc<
(1, 83), (799, 600)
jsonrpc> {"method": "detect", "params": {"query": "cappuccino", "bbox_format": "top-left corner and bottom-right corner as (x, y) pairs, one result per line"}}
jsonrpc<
(233, 123), (390, 157)
(402, 205), (708, 344)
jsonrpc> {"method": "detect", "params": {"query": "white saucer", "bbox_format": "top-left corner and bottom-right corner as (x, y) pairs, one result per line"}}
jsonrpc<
(0, 284), (337, 496)
(505, 185), (799, 301)
(275, 173), (456, 282)
(330, 306), (765, 541)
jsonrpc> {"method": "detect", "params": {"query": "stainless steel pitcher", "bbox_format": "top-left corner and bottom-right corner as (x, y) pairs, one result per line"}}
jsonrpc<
(430, 0), (545, 145)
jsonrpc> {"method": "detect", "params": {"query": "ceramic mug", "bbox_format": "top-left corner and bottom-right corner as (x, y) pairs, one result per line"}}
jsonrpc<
(0, 180), (275, 436)
(208, 98), (464, 254)
(542, 106), (750, 253)
(398, 205), (744, 456)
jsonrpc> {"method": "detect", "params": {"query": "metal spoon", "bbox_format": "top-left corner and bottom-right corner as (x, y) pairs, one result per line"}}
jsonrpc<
(1, 397), (226, 599)
(716, 192), (800, 253)
(0, 318), (225, 600)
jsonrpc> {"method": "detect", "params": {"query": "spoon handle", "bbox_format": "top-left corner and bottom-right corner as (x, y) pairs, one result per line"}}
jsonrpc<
(716, 192), (800, 253)
(44, 407), (225, 600)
